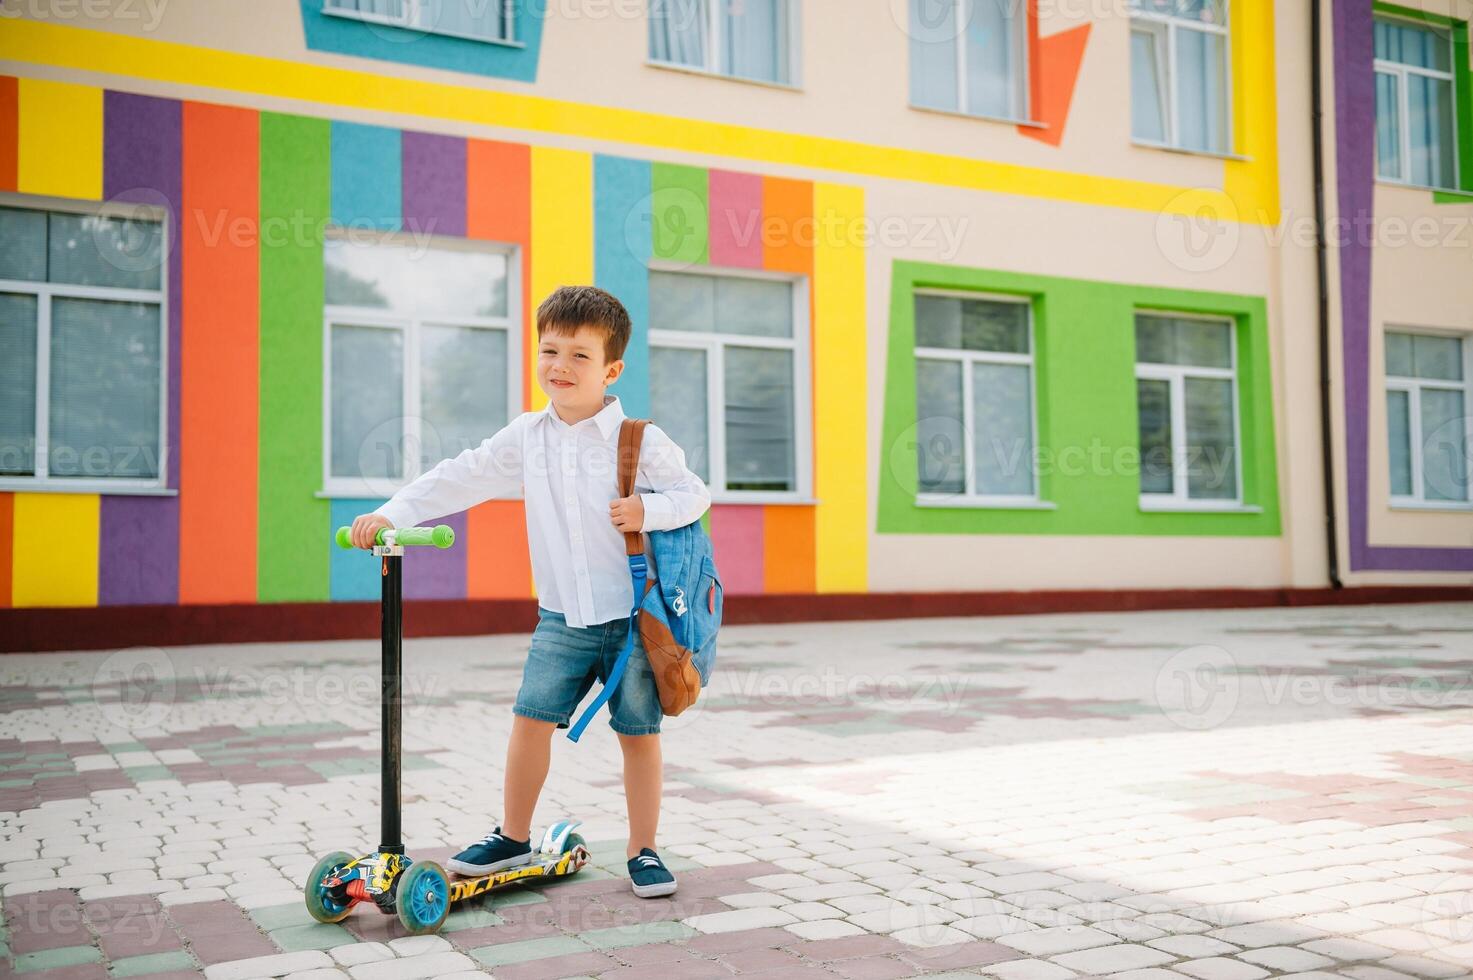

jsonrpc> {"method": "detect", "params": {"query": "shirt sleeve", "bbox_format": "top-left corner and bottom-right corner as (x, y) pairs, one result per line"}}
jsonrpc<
(634, 422), (712, 533)
(376, 416), (525, 529)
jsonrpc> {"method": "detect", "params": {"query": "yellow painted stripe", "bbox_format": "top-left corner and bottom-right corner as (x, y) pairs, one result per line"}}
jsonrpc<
(812, 183), (867, 594)
(16, 77), (102, 200)
(0, 19), (1276, 223)
(528, 146), (593, 412)
(11, 492), (100, 607)
(1224, 0), (1279, 221)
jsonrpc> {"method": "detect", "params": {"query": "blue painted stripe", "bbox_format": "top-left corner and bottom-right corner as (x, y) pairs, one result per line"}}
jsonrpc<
(329, 498), (385, 601)
(595, 155), (652, 419)
(331, 122), (402, 231)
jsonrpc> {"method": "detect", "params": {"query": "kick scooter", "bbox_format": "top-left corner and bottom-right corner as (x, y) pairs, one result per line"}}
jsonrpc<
(304, 525), (591, 935)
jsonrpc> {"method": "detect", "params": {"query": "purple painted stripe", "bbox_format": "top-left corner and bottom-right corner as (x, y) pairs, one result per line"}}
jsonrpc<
(708, 169), (763, 268)
(1332, 0), (1473, 572)
(402, 131), (466, 238)
(100, 91), (181, 604)
(403, 508), (468, 600)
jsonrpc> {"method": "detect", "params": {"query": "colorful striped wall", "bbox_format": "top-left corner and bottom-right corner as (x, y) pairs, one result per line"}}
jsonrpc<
(0, 77), (868, 608)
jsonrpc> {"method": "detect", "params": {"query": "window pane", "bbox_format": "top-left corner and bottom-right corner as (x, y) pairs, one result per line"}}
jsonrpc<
(1387, 388), (1413, 496)
(723, 0), (789, 84)
(0, 293), (38, 476)
(714, 276), (793, 337)
(650, 270), (716, 333)
(1136, 314), (1232, 368)
(327, 0), (408, 18)
(724, 346), (794, 492)
(1375, 18), (1450, 71)
(972, 362), (1033, 495)
(421, 0), (510, 40)
(1420, 388), (1468, 502)
(331, 324), (404, 480)
(1185, 376), (1237, 499)
(910, 0), (959, 112)
(48, 212), (163, 291)
(917, 358), (965, 494)
(1175, 0), (1225, 26)
(650, 346), (710, 483)
(0, 207), (47, 282)
(1375, 71), (1402, 180)
(1406, 74), (1456, 189)
(650, 0), (707, 68)
(49, 298), (161, 479)
(966, 0), (1017, 118)
(419, 325), (508, 469)
(1412, 334), (1462, 381)
(916, 295), (1028, 353)
(1385, 332), (1414, 376)
(1131, 28), (1166, 143)
(1176, 27), (1228, 153)
(324, 239), (508, 317)
(1138, 378), (1173, 493)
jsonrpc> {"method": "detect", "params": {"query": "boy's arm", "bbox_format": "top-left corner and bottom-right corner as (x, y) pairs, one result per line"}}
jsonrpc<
(635, 424), (712, 532)
(376, 417), (524, 529)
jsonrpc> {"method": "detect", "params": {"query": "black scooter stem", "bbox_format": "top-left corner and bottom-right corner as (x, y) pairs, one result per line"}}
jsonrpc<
(379, 553), (403, 855)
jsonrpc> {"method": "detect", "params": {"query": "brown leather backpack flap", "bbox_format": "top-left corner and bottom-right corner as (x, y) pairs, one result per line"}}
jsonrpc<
(639, 613), (702, 716)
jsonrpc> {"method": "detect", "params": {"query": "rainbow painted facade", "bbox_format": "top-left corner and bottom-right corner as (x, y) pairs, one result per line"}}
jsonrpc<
(0, 0), (1469, 645)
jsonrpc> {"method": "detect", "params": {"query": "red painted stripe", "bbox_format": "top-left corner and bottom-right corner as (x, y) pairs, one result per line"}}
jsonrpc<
(708, 169), (763, 268)
(178, 102), (259, 604)
(709, 505), (764, 595)
(0, 77), (15, 192)
(0, 493), (12, 608)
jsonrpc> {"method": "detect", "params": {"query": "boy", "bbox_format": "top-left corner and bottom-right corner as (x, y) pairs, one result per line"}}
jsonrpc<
(349, 285), (709, 898)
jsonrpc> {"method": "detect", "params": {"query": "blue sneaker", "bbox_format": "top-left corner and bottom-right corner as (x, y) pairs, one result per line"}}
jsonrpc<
(627, 847), (677, 898)
(446, 826), (532, 876)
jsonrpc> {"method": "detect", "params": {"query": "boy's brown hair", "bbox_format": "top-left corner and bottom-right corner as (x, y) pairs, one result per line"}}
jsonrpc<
(536, 285), (631, 364)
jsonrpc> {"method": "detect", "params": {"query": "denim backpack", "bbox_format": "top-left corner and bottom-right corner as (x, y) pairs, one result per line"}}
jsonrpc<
(568, 419), (723, 741)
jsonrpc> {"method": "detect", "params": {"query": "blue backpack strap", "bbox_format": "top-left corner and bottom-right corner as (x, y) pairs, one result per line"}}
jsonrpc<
(567, 418), (650, 743)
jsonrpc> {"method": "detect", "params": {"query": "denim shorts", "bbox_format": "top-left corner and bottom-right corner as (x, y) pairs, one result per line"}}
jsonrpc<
(512, 607), (663, 736)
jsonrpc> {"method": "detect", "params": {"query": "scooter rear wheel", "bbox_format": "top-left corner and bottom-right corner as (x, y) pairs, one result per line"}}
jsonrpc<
(304, 851), (354, 924)
(396, 860), (451, 935)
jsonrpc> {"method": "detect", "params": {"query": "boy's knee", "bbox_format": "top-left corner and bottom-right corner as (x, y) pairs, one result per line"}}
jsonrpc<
(512, 714), (559, 737)
(616, 731), (661, 750)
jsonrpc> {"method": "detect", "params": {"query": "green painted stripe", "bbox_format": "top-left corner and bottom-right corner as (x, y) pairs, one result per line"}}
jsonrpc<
(650, 162), (708, 267)
(259, 113), (331, 601)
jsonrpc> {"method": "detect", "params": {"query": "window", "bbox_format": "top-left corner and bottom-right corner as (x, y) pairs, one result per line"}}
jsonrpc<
(913, 293), (1038, 503)
(648, 269), (808, 499)
(1130, 0), (1231, 154)
(1385, 330), (1470, 505)
(1135, 313), (1240, 506)
(1374, 17), (1458, 190)
(323, 0), (515, 45)
(323, 233), (519, 493)
(909, 0), (1028, 122)
(0, 204), (166, 490)
(648, 0), (797, 86)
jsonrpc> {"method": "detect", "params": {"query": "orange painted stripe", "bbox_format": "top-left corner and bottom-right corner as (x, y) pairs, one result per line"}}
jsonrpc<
(466, 500), (534, 599)
(762, 505), (815, 594)
(178, 101), (260, 604)
(467, 139), (534, 411)
(761, 176), (813, 276)
(0, 493), (12, 607)
(0, 76), (16, 191)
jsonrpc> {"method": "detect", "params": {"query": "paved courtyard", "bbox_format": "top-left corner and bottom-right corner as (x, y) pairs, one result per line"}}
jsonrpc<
(2, 602), (1473, 980)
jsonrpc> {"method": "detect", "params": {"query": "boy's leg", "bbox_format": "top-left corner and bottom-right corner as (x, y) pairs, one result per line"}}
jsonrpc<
(502, 714), (557, 841)
(618, 731), (662, 858)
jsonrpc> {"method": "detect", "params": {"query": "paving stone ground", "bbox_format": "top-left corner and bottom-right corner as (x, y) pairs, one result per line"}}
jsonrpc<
(2, 602), (1473, 979)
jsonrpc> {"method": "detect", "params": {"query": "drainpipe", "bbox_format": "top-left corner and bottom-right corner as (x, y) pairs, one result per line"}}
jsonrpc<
(1311, 0), (1345, 590)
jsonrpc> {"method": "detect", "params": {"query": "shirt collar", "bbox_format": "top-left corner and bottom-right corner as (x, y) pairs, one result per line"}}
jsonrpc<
(539, 394), (625, 441)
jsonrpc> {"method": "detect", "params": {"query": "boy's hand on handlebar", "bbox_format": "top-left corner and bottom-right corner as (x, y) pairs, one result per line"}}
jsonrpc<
(351, 513), (393, 550)
(609, 495), (644, 533)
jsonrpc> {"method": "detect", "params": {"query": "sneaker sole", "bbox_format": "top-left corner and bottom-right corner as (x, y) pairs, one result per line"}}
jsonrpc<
(631, 878), (678, 898)
(446, 853), (534, 877)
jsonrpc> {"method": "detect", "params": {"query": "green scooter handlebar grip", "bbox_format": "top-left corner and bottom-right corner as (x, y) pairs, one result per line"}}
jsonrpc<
(334, 525), (456, 549)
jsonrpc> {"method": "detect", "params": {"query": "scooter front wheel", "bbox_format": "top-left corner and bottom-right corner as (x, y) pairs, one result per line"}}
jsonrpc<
(304, 851), (355, 924)
(396, 860), (451, 935)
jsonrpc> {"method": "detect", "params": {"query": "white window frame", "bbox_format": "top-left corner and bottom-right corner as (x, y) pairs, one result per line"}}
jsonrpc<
(648, 262), (812, 504)
(910, 0), (1031, 124)
(322, 0), (519, 45)
(1373, 15), (1460, 191)
(913, 289), (1045, 509)
(1130, 1), (1233, 154)
(646, 0), (803, 88)
(321, 231), (521, 498)
(1384, 327), (1473, 509)
(1135, 311), (1245, 511)
(0, 194), (170, 496)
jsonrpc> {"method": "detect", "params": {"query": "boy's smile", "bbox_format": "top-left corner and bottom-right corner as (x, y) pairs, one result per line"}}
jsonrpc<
(537, 324), (624, 423)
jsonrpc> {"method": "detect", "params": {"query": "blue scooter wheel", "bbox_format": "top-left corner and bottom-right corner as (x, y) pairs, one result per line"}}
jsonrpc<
(304, 851), (354, 923)
(396, 860), (450, 935)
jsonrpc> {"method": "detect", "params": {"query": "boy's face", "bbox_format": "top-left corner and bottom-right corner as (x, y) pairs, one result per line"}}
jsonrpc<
(537, 324), (623, 412)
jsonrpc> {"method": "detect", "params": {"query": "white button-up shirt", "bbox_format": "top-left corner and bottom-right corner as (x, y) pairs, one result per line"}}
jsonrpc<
(376, 395), (710, 628)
